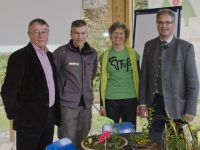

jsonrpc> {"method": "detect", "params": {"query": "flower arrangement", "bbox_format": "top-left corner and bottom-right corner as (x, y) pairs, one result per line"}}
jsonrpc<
(190, 126), (200, 150)
(162, 117), (200, 150)
(81, 133), (127, 150)
(130, 107), (157, 149)
(81, 125), (128, 150)
(129, 106), (200, 150)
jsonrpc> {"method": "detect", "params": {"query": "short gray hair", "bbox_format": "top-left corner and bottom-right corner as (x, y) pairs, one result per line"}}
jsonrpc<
(156, 9), (175, 23)
(28, 18), (49, 32)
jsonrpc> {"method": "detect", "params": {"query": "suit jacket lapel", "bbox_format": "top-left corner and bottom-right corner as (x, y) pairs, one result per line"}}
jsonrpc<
(27, 43), (47, 81)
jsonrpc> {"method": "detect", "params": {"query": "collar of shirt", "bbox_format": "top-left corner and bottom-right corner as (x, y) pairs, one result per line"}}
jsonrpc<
(160, 34), (173, 44)
(31, 43), (48, 55)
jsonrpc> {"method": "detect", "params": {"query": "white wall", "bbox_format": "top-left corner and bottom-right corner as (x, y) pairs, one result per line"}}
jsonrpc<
(0, 0), (82, 52)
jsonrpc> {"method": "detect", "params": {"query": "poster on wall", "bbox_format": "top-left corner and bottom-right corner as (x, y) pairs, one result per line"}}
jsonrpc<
(148, 0), (200, 99)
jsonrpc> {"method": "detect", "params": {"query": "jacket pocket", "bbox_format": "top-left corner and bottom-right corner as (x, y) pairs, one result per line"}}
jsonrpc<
(15, 102), (36, 127)
(85, 61), (94, 77)
(62, 79), (66, 96)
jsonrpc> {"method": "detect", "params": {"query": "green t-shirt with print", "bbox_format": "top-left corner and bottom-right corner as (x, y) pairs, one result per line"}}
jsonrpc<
(99, 47), (140, 99)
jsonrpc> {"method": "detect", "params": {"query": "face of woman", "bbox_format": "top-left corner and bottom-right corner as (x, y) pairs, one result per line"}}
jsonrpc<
(110, 27), (126, 46)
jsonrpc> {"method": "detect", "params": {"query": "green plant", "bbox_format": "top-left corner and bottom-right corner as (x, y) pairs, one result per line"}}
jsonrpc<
(0, 55), (9, 89)
(130, 107), (154, 147)
(82, 123), (128, 149)
(135, 0), (148, 10)
(190, 126), (200, 150)
(82, 133), (126, 150)
(82, 0), (109, 92)
(161, 116), (200, 150)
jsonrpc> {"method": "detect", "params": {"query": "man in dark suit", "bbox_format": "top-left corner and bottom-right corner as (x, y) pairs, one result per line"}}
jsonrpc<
(138, 9), (199, 132)
(1, 18), (61, 150)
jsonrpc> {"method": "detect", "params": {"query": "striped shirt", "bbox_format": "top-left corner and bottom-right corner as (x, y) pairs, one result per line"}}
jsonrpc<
(32, 44), (55, 107)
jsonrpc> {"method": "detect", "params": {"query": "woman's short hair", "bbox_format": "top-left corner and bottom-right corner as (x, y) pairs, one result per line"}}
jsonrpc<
(108, 21), (130, 39)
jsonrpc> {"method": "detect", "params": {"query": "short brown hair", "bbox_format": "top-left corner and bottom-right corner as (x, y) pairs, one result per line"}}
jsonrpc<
(71, 20), (87, 30)
(108, 21), (130, 39)
(28, 18), (49, 32)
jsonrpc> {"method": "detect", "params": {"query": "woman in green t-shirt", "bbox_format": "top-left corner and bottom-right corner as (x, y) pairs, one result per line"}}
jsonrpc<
(99, 21), (140, 127)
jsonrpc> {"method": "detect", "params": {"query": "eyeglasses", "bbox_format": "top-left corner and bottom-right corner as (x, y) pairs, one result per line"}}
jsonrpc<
(157, 21), (173, 26)
(30, 30), (48, 36)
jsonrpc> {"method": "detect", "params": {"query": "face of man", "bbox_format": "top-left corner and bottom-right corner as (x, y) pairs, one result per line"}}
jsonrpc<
(157, 14), (175, 40)
(110, 27), (126, 46)
(70, 26), (88, 50)
(28, 23), (49, 50)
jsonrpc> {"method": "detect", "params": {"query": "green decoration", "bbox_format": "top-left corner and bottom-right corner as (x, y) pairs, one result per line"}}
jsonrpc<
(162, 0), (171, 7)
(181, 0), (196, 27)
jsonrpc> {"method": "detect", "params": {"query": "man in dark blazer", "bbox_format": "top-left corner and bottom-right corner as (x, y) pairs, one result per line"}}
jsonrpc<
(138, 9), (199, 132)
(1, 18), (61, 150)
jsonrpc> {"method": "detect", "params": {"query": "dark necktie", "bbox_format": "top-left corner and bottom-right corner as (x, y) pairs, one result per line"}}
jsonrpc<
(157, 41), (168, 96)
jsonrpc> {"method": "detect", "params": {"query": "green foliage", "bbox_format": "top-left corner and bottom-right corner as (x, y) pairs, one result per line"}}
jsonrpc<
(135, 0), (148, 10)
(190, 127), (200, 150)
(0, 55), (9, 89)
(82, 123), (127, 149)
(82, 1), (109, 92)
(162, 117), (200, 150)
(130, 107), (154, 147)
(0, 109), (9, 133)
(82, 134), (126, 150)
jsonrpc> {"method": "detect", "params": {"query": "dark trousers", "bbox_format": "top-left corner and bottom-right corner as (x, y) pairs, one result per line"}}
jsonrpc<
(150, 93), (168, 133)
(105, 98), (137, 127)
(16, 107), (54, 150)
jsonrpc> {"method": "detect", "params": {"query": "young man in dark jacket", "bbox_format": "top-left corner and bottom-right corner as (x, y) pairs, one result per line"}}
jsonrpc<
(53, 20), (98, 149)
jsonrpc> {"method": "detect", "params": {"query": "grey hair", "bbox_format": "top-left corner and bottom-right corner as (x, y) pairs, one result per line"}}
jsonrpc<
(156, 9), (175, 23)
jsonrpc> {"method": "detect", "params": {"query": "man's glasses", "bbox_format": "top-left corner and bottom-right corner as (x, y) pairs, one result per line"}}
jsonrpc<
(157, 21), (173, 26)
(30, 30), (48, 36)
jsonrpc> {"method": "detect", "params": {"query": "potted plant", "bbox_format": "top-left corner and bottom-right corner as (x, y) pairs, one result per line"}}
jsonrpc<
(161, 117), (200, 150)
(81, 126), (128, 150)
(129, 107), (160, 150)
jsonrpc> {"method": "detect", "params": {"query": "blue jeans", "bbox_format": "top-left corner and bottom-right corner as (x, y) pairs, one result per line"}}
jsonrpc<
(150, 93), (168, 133)
(16, 108), (54, 150)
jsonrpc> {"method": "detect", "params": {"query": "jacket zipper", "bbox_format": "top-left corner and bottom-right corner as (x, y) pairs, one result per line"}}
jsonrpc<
(84, 61), (86, 76)
(81, 55), (83, 95)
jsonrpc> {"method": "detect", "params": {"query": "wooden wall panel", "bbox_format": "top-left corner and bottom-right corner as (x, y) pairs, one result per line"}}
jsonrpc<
(108, 0), (133, 45)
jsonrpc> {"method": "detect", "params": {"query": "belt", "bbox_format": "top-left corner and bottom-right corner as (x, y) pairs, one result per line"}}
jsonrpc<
(49, 105), (54, 110)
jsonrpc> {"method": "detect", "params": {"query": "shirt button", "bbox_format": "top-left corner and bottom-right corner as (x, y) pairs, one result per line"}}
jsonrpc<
(154, 83), (157, 85)
(153, 92), (155, 95)
(46, 103), (49, 107)
(159, 57), (161, 59)
(155, 74), (158, 76)
(158, 66), (160, 68)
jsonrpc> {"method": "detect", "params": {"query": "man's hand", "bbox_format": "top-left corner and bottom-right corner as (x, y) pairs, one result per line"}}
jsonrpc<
(185, 113), (194, 122)
(139, 106), (148, 118)
(136, 105), (140, 116)
(99, 106), (106, 116)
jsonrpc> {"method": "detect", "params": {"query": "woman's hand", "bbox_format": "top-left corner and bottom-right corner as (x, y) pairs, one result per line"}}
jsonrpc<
(99, 106), (106, 116)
